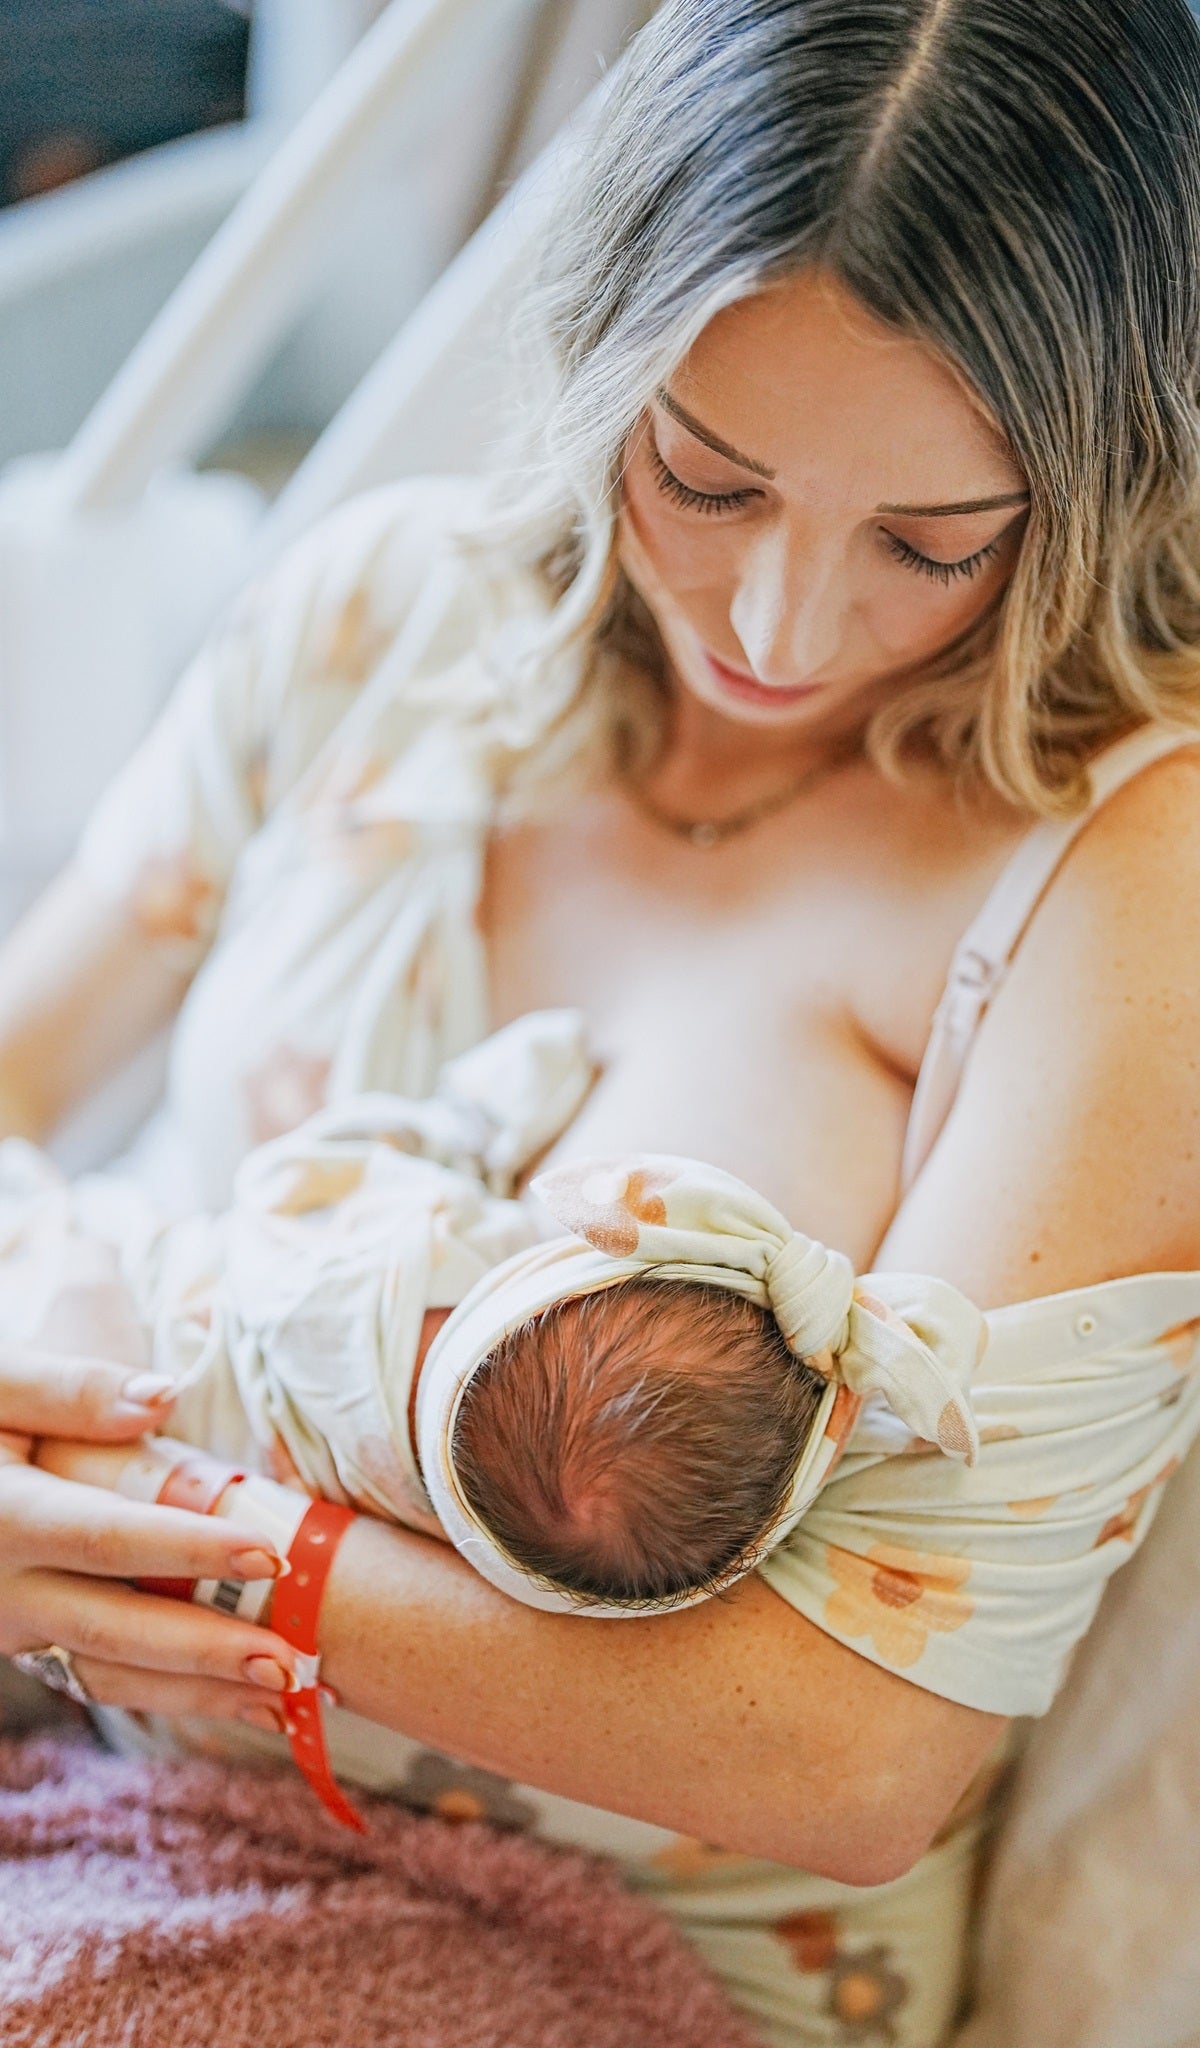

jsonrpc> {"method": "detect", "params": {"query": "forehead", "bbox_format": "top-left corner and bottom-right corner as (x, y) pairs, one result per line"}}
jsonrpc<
(672, 268), (1023, 511)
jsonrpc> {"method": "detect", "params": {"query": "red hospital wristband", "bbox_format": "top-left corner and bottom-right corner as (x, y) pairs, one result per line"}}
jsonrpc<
(267, 1499), (366, 1834)
(140, 1451), (364, 1833)
(136, 1450), (246, 1601)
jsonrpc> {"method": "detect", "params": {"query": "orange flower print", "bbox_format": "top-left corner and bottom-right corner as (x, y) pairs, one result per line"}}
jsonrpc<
(824, 1383), (860, 1450)
(1094, 1458), (1181, 1548)
(646, 1837), (753, 1882)
(399, 1752), (536, 1832)
(405, 934), (445, 1030)
(827, 1945), (909, 2042)
(543, 1163), (677, 1256)
(131, 853), (218, 947)
(322, 585), (392, 687)
(303, 751), (415, 875)
(851, 1288), (974, 1456)
(269, 1156), (365, 1218)
(823, 1542), (974, 1669)
(776, 1909), (840, 1973)
(242, 1045), (331, 1146)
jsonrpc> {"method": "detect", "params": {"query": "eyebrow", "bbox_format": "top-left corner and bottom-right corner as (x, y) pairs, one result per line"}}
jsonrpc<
(655, 386), (1029, 518)
(877, 491), (1030, 517)
(656, 387), (776, 477)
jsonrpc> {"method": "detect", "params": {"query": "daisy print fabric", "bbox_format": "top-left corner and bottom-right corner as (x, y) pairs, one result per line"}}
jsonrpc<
(760, 1270), (1200, 1715)
(74, 477), (549, 1214)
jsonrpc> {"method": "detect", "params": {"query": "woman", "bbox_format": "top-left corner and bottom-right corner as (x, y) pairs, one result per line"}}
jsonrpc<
(3, 1), (1200, 2041)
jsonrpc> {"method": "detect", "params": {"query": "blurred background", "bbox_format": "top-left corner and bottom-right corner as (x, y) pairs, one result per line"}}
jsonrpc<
(0, 0), (251, 209)
(0, 0), (656, 929)
(0, 0), (655, 1161)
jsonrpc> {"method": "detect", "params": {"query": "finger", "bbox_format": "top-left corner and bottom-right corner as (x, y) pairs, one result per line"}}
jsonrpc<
(0, 1345), (178, 1440)
(72, 1660), (290, 1731)
(7, 1569), (300, 1690)
(0, 1464), (288, 1587)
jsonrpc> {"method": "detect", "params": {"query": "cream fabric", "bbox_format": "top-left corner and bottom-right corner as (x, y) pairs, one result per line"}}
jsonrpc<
(0, 1008), (594, 1530)
(62, 476), (1200, 2046)
(418, 1155), (984, 1614)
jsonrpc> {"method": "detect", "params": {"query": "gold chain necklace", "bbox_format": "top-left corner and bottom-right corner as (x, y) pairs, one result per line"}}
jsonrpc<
(625, 749), (851, 850)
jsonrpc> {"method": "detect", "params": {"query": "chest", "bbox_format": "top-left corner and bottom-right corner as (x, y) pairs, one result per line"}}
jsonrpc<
(481, 785), (1025, 1264)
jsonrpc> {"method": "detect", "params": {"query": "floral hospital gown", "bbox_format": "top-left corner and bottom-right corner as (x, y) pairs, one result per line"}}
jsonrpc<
(74, 477), (1200, 2048)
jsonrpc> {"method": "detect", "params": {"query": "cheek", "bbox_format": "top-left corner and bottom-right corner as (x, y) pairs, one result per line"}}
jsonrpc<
(620, 464), (739, 598)
(861, 553), (1013, 663)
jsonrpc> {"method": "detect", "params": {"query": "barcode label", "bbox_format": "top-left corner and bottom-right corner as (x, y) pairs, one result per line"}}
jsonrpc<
(209, 1579), (244, 1616)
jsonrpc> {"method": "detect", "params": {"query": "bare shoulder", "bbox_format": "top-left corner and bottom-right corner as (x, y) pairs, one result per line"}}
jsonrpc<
(1049, 740), (1200, 928)
(1014, 742), (1200, 1019)
(879, 740), (1200, 1301)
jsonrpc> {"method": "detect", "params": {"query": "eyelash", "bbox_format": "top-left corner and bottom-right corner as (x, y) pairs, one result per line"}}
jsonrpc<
(646, 436), (1005, 582)
(646, 439), (761, 515)
(882, 532), (1003, 585)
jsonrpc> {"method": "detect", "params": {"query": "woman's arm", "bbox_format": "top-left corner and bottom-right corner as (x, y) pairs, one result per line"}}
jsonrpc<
(0, 865), (187, 1138)
(876, 746), (1200, 1299)
(320, 1518), (1004, 1886)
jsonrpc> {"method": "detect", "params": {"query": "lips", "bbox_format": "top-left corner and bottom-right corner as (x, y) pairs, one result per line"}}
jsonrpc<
(701, 648), (823, 707)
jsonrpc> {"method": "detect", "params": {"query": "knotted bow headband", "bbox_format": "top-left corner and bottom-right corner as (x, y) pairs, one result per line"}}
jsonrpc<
(417, 1154), (987, 1616)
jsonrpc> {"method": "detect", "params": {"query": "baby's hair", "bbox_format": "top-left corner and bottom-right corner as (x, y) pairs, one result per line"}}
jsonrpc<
(451, 1276), (827, 1606)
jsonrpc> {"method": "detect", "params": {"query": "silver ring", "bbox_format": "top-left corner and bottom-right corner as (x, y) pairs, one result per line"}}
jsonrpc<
(11, 1643), (94, 1706)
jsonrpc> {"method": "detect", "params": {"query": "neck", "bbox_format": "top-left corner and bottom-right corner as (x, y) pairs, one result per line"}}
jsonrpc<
(649, 677), (865, 809)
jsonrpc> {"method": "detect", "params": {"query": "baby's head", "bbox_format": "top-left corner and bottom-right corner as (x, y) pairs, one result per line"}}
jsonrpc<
(450, 1276), (827, 1606)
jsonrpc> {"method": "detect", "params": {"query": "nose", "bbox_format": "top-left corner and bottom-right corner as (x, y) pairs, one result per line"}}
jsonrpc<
(728, 521), (843, 685)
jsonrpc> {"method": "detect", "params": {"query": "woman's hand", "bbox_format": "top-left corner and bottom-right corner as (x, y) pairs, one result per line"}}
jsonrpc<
(0, 1346), (299, 1729)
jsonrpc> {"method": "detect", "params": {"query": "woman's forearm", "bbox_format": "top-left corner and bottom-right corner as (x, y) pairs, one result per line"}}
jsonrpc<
(0, 865), (187, 1140)
(319, 1516), (1004, 1884)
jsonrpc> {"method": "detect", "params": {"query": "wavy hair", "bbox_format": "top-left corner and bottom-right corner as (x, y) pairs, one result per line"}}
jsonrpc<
(468, 0), (1200, 816)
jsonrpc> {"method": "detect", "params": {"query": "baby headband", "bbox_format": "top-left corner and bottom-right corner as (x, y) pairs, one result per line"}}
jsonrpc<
(417, 1154), (987, 1617)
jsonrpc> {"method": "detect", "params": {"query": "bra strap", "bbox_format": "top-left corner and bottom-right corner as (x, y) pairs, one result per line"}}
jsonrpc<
(900, 726), (1200, 1193)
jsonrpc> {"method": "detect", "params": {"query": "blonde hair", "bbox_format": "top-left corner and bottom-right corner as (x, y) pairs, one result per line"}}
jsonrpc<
(466, 0), (1200, 819)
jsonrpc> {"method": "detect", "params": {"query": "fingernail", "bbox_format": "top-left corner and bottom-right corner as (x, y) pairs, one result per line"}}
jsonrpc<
(243, 1654), (293, 1693)
(229, 1546), (285, 1581)
(239, 1702), (286, 1734)
(121, 1373), (176, 1408)
(318, 1683), (340, 1708)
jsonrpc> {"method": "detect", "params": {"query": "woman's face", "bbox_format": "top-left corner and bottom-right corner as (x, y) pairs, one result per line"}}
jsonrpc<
(618, 267), (1029, 738)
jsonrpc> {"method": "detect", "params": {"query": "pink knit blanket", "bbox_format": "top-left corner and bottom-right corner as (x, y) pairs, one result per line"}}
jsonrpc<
(0, 1736), (761, 2047)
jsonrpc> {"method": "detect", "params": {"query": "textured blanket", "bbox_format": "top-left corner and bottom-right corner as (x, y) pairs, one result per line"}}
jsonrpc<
(0, 1736), (761, 2048)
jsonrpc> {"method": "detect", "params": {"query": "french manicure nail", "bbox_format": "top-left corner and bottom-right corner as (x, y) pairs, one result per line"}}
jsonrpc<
(243, 1654), (293, 1693)
(121, 1373), (176, 1407)
(318, 1683), (340, 1708)
(239, 1702), (286, 1734)
(229, 1546), (285, 1581)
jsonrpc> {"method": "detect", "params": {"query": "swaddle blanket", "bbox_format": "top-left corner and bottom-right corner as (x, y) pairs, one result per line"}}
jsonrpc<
(0, 1009), (595, 1530)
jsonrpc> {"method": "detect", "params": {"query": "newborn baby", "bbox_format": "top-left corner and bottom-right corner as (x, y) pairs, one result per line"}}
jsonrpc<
(16, 1008), (985, 1622)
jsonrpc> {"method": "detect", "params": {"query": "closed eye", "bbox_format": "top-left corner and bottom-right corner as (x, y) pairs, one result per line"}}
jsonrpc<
(882, 531), (1003, 585)
(646, 437), (762, 516)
